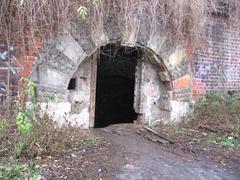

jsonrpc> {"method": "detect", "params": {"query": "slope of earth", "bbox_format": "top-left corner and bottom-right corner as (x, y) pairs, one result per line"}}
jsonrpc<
(95, 124), (239, 180)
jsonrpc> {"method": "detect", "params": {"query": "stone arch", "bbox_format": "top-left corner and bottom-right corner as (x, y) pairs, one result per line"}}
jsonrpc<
(31, 33), (188, 92)
(31, 22), (192, 128)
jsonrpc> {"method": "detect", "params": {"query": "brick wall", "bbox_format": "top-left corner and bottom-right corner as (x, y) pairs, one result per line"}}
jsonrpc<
(191, 17), (240, 97)
(0, 16), (240, 111)
(0, 35), (42, 115)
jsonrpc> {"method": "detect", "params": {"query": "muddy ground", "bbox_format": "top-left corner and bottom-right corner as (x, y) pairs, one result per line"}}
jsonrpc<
(35, 123), (240, 180)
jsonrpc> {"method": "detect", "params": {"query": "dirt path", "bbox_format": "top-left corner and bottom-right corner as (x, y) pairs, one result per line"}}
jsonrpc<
(95, 124), (239, 180)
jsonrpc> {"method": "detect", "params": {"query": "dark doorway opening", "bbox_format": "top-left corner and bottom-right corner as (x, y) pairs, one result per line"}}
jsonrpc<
(68, 78), (76, 90)
(94, 44), (141, 128)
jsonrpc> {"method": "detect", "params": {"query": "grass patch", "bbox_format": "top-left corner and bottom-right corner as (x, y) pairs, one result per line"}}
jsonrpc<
(208, 134), (240, 148)
(0, 163), (41, 180)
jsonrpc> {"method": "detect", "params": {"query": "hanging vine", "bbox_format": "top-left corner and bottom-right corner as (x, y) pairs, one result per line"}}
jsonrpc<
(0, 0), (238, 44)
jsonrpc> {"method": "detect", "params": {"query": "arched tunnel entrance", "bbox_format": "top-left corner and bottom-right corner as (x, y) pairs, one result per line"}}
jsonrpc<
(94, 45), (141, 128)
(30, 34), (192, 129)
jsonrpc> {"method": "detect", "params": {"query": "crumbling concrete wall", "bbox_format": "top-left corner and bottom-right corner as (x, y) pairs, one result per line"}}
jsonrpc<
(138, 57), (191, 126)
(141, 61), (170, 126)
(40, 57), (93, 128)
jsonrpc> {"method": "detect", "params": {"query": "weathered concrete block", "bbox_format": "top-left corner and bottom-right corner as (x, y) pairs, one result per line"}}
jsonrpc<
(145, 51), (163, 66)
(77, 38), (96, 56)
(165, 91), (173, 99)
(170, 100), (193, 123)
(157, 47), (189, 80)
(173, 88), (192, 101)
(30, 66), (39, 82)
(38, 65), (70, 88)
(148, 36), (167, 54)
(170, 58), (190, 79)
(158, 99), (171, 111)
(37, 84), (68, 102)
(121, 18), (140, 47)
(148, 104), (171, 126)
(147, 23), (167, 53)
(158, 39), (176, 65)
(91, 22), (108, 46)
(136, 16), (152, 46)
(67, 108), (89, 128)
(159, 71), (171, 82)
(40, 102), (90, 128)
(168, 48), (186, 69)
(56, 34), (87, 65)
(42, 45), (75, 74)
(104, 15), (122, 42)
(68, 19), (97, 55)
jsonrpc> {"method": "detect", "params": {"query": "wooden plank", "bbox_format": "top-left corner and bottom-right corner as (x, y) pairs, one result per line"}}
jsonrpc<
(89, 53), (98, 128)
(143, 126), (175, 144)
(144, 133), (169, 144)
(199, 125), (218, 133)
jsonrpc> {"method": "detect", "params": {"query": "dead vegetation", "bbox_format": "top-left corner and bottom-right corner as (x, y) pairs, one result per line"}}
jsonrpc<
(0, 114), (104, 158)
(0, 0), (239, 44)
(189, 92), (240, 133)
(0, 78), (110, 179)
(153, 92), (240, 173)
(0, 115), (109, 179)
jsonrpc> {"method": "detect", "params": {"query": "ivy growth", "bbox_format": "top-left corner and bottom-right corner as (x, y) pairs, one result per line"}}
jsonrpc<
(77, 0), (100, 19)
(16, 78), (37, 135)
(77, 6), (88, 19)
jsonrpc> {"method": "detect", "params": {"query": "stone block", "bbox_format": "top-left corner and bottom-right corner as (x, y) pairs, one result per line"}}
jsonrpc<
(158, 99), (171, 111)
(157, 38), (176, 62)
(40, 41), (76, 75)
(68, 19), (97, 56)
(147, 36), (166, 54)
(91, 22), (108, 47)
(168, 48), (186, 69)
(38, 65), (70, 88)
(40, 102), (90, 128)
(147, 23), (167, 53)
(104, 15), (122, 42)
(170, 100), (193, 123)
(159, 71), (171, 82)
(30, 66), (39, 82)
(56, 34), (87, 65)
(136, 16), (152, 46)
(77, 38), (97, 56)
(172, 74), (192, 90)
(149, 104), (171, 126)
(121, 18), (140, 47)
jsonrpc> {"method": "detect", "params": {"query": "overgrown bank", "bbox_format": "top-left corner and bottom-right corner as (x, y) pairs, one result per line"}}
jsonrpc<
(0, 79), (109, 179)
(154, 92), (240, 174)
